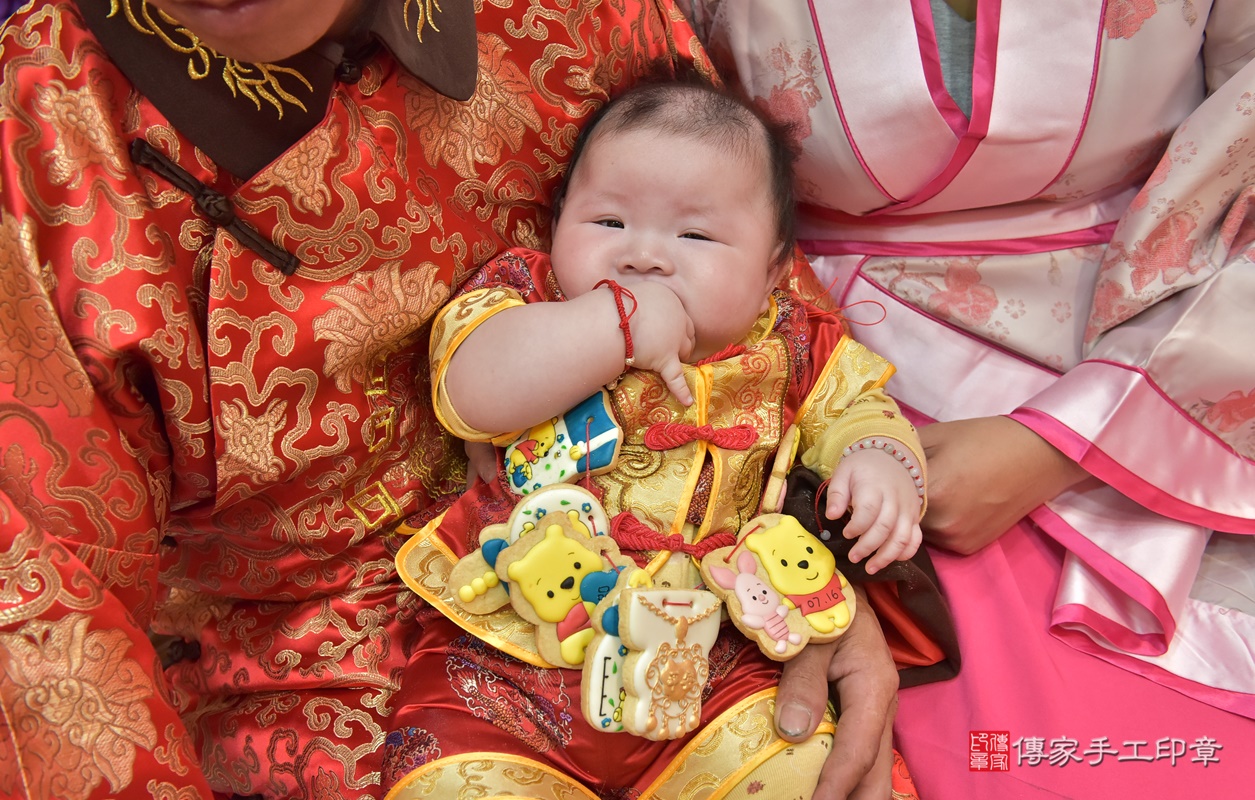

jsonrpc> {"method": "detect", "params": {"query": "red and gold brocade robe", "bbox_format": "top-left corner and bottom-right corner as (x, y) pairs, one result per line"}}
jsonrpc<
(384, 248), (923, 794)
(0, 2), (708, 798)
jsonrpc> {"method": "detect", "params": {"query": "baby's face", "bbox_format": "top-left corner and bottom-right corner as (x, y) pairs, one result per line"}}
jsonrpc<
(550, 127), (784, 362)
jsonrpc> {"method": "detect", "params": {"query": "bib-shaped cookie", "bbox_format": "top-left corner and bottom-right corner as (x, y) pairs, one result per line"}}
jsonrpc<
(505, 391), (622, 496)
(700, 513), (855, 659)
(616, 587), (722, 740)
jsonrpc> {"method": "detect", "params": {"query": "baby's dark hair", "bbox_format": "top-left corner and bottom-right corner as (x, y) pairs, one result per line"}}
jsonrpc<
(553, 80), (798, 266)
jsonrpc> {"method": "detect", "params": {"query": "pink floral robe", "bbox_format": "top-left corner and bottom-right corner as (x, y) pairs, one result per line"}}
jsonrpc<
(692, 0), (1255, 797)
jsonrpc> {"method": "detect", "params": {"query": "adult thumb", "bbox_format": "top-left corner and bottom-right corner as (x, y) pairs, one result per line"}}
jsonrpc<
(774, 638), (838, 740)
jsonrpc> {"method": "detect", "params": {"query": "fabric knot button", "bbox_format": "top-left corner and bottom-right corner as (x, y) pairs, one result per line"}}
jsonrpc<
(156, 636), (202, 668)
(174, 639), (202, 662)
(336, 59), (363, 84)
(643, 421), (760, 451)
(661, 533), (688, 551)
(195, 188), (235, 225)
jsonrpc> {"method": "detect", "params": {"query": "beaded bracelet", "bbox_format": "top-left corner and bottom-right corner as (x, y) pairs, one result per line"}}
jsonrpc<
(593, 279), (637, 370)
(842, 437), (926, 498)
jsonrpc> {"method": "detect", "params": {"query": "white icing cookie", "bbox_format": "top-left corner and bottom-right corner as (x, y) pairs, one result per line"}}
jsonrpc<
(616, 588), (722, 740)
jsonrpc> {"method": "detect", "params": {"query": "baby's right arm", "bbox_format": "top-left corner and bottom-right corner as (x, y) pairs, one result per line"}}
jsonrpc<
(444, 281), (694, 433)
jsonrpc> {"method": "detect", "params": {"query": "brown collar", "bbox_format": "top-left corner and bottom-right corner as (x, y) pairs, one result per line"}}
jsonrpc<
(74, 0), (476, 180)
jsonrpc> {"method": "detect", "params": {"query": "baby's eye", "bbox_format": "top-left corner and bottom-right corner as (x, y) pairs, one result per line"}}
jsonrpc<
(806, 546), (813, 554)
(780, 559), (788, 567)
(680, 232), (711, 241)
(595, 219), (623, 228)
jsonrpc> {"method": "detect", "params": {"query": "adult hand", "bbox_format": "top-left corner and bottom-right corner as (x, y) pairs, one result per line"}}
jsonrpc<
(920, 416), (1089, 554)
(775, 586), (898, 800)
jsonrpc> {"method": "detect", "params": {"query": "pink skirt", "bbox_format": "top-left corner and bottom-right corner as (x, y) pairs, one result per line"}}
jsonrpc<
(895, 521), (1254, 799)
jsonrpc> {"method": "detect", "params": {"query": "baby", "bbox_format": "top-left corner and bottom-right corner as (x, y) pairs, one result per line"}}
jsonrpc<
(389, 81), (925, 797)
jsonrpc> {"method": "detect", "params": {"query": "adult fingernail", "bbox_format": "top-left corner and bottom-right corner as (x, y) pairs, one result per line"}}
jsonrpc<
(778, 702), (812, 738)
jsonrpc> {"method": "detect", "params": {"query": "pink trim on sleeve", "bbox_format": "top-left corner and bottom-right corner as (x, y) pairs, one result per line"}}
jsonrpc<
(1029, 504), (1175, 654)
(799, 220), (1116, 256)
(1011, 362), (1255, 533)
(1049, 610), (1255, 719)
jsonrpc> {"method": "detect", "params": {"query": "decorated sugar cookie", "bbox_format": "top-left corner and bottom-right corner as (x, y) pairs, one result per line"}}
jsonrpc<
(504, 391), (622, 496)
(448, 484), (614, 614)
(580, 566), (648, 734)
(446, 522), (511, 615)
(491, 487), (638, 668)
(706, 549), (802, 657)
(615, 587), (722, 740)
(700, 513), (855, 660)
(582, 627), (631, 733)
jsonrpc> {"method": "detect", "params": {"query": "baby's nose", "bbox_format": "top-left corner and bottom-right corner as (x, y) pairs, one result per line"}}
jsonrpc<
(560, 576), (575, 590)
(619, 243), (672, 274)
(797, 560), (809, 570)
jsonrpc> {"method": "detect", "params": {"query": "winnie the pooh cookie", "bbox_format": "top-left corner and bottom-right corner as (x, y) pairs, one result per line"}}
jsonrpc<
(448, 483), (614, 615)
(504, 391), (622, 496)
(700, 513), (855, 660)
(491, 486), (638, 668)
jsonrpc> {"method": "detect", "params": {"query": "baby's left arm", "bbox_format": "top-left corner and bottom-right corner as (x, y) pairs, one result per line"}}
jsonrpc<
(792, 334), (927, 574)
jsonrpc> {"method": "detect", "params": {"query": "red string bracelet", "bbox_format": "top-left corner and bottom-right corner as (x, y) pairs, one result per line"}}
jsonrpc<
(593, 279), (637, 370)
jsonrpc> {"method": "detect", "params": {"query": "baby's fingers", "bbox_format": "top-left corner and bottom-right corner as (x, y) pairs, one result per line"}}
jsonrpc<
(864, 515), (919, 575)
(846, 497), (897, 569)
(825, 469), (853, 521)
(843, 485), (882, 541)
(658, 358), (693, 406)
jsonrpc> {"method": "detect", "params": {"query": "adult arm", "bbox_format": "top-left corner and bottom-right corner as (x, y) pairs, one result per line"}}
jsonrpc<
(775, 586), (899, 800)
(920, 416), (1089, 554)
(0, 5), (215, 797)
(927, 6), (1255, 552)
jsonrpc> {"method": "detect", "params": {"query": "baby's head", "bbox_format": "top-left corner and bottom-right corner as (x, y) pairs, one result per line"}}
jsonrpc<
(551, 81), (798, 361)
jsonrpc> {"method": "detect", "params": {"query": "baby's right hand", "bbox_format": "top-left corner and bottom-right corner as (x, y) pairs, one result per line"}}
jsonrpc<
(621, 281), (695, 405)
